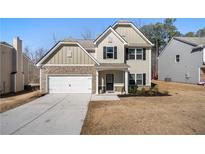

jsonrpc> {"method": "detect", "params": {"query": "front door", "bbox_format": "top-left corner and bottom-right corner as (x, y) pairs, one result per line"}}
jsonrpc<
(106, 74), (114, 91)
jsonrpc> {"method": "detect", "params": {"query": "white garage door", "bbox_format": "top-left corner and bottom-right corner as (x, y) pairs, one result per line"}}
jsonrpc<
(48, 76), (92, 93)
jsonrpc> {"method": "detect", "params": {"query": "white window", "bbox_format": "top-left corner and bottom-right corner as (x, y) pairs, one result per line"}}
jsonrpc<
(136, 49), (143, 60)
(128, 49), (135, 60)
(106, 47), (114, 59)
(128, 73), (144, 86)
(136, 74), (143, 85)
(128, 48), (144, 60)
(176, 55), (180, 62)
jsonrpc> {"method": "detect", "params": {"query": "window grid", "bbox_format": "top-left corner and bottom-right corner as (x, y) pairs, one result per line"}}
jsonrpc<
(128, 48), (143, 60)
(128, 73), (144, 86)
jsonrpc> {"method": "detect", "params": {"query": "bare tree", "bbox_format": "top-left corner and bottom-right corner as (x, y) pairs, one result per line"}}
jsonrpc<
(24, 47), (47, 64)
(81, 28), (92, 40)
(34, 48), (47, 63)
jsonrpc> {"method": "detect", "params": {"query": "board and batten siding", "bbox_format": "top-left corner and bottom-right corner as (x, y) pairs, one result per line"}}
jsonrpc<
(114, 25), (149, 44)
(43, 44), (95, 65)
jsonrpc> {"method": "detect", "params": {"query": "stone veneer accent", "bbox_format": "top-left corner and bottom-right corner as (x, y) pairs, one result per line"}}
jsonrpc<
(40, 66), (96, 94)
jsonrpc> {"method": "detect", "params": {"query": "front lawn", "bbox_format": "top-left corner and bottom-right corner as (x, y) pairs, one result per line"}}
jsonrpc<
(81, 81), (205, 135)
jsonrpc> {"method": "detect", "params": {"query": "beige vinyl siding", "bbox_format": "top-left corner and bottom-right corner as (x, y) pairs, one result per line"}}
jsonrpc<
(23, 56), (29, 85)
(44, 44), (95, 65)
(0, 45), (13, 93)
(126, 49), (151, 86)
(114, 25), (149, 44)
(96, 31), (124, 63)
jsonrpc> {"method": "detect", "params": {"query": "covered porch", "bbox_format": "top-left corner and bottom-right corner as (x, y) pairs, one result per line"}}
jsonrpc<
(95, 63), (129, 94)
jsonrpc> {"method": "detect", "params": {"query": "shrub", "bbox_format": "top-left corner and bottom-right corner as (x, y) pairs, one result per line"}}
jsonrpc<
(163, 90), (169, 95)
(147, 88), (154, 96)
(140, 88), (146, 95)
(152, 86), (159, 94)
(128, 85), (138, 94)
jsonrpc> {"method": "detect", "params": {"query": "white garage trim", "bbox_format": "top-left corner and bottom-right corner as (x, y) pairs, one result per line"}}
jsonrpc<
(47, 74), (92, 93)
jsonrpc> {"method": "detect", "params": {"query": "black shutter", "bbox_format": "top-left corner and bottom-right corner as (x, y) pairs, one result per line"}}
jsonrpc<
(125, 48), (129, 60)
(114, 46), (117, 59)
(103, 46), (106, 59)
(143, 73), (146, 85)
(143, 48), (146, 60)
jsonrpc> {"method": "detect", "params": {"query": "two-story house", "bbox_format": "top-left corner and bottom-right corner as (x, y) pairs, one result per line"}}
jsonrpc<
(0, 37), (40, 94)
(36, 20), (153, 94)
(158, 37), (205, 84)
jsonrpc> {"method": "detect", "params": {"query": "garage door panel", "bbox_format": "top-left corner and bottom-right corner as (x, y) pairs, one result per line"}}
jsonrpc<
(48, 76), (92, 93)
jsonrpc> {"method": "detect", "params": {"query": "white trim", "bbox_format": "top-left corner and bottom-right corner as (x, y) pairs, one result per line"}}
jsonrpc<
(0, 43), (14, 49)
(112, 22), (154, 46)
(104, 46), (115, 59)
(125, 71), (128, 94)
(46, 74), (93, 93)
(36, 41), (100, 66)
(148, 49), (151, 86)
(203, 48), (205, 64)
(77, 42), (100, 65)
(40, 68), (42, 93)
(96, 70), (99, 94)
(43, 64), (95, 66)
(128, 48), (144, 60)
(14, 74), (16, 92)
(94, 27), (128, 45)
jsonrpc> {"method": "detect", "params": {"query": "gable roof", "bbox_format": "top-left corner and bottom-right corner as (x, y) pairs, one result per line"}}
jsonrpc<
(174, 37), (205, 46)
(36, 41), (100, 66)
(112, 21), (154, 46)
(0, 41), (14, 49)
(159, 37), (205, 57)
(94, 26), (128, 45)
(63, 39), (95, 51)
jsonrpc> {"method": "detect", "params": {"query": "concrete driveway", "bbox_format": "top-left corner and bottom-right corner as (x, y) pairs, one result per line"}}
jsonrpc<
(1, 93), (91, 135)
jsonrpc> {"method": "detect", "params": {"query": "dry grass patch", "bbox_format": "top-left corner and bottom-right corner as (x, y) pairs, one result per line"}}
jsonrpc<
(0, 90), (42, 113)
(81, 81), (205, 135)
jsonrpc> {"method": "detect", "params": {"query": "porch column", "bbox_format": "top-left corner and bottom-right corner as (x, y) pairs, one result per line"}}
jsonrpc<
(96, 70), (99, 94)
(125, 71), (128, 94)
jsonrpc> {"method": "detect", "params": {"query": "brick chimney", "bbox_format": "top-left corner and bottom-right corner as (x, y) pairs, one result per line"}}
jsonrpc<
(13, 37), (23, 73)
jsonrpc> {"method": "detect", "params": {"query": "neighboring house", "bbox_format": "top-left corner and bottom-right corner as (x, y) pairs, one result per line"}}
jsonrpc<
(158, 37), (205, 84)
(36, 20), (153, 94)
(0, 37), (39, 94)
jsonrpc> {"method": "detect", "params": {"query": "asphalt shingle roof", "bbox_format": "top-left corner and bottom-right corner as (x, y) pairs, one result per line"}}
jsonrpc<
(174, 37), (205, 46)
(0, 41), (13, 48)
(63, 39), (95, 50)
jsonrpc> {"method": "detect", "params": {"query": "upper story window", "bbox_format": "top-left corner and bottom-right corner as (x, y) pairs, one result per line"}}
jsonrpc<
(128, 49), (135, 59)
(175, 55), (180, 62)
(136, 49), (143, 60)
(106, 47), (114, 58)
(127, 48), (145, 60)
(103, 46), (117, 59)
